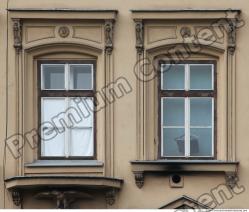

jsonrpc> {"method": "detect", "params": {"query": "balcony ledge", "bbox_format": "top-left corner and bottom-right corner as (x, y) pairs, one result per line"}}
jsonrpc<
(130, 160), (239, 189)
(5, 175), (123, 207)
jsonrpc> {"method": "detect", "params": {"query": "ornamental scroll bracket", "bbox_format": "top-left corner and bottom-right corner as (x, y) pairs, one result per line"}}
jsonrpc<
(12, 19), (22, 53)
(134, 20), (144, 55)
(227, 19), (236, 55)
(105, 188), (117, 206)
(134, 172), (144, 189)
(12, 190), (22, 207)
(225, 172), (238, 189)
(226, 17), (241, 55)
(105, 19), (115, 55)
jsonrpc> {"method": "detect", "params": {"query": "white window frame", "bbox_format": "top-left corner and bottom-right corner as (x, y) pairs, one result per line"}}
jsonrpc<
(161, 63), (215, 158)
(40, 62), (95, 158)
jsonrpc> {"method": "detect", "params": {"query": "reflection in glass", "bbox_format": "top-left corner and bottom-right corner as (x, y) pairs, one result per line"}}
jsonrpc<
(162, 64), (185, 90)
(70, 65), (92, 90)
(190, 98), (212, 126)
(190, 65), (212, 90)
(163, 98), (185, 126)
(190, 128), (212, 156)
(163, 128), (185, 156)
(42, 65), (65, 89)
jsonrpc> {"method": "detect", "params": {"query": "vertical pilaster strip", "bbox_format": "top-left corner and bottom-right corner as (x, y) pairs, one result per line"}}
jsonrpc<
(227, 19), (237, 161)
(12, 18), (23, 176)
(134, 20), (145, 160)
(104, 19), (115, 177)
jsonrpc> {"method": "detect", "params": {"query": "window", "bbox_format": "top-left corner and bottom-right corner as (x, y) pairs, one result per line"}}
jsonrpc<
(39, 61), (95, 159)
(159, 61), (216, 158)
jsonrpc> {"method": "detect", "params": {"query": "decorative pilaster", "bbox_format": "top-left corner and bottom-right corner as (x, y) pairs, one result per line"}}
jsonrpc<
(12, 190), (22, 207)
(12, 19), (22, 53)
(104, 19), (115, 177)
(226, 18), (238, 162)
(134, 172), (144, 188)
(135, 20), (144, 55)
(104, 20), (114, 54)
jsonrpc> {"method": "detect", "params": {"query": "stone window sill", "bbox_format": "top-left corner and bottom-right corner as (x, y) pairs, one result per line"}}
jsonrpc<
(25, 160), (103, 167)
(130, 160), (239, 188)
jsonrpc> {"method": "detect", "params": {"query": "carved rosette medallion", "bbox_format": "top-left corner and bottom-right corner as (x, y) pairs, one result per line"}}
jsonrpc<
(58, 26), (70, 38)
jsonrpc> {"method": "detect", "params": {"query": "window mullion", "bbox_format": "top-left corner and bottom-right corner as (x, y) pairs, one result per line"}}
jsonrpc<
(185, 64), (190, 157)
(64, 97), (70, 158)
(65, 63), (69, 90)
(65, 64), (70, 158)
(185, 98), (190, 157)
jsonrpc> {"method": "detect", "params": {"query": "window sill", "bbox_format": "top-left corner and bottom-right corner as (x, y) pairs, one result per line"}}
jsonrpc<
(25, 160), (103, 167)
(130, 160), (239, 188)
(24, 160), (104, 175)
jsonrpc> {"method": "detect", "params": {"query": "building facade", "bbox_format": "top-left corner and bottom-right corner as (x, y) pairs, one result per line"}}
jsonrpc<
(0, 0), (248, 209)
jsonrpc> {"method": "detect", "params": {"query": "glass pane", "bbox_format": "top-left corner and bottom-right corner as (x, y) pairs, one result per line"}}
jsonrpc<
(70, 128), (93, 156)
(190, 98), (212, 126)
(42, 64), (65, 89)
(70, 64), (93, 90)
(163, 98), (184, 126)
(70, 97), (93, 127)
(162, 64), (185, 90)
(190, 64), (213, 90)
(42, 98), (66, 126)
(162, 128), (185, 157)
(190, 128), (212, 156)
(42, 128), (65, 156)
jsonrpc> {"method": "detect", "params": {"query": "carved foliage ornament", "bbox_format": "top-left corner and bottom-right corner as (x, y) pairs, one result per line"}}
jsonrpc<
(135, 20), (144, 55)
(13, 19), (22, 52)
(105, 20), (114, 54)
(227, 19), (237, 55)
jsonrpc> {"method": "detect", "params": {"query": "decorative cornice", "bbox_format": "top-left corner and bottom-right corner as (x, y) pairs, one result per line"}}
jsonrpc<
(135, 20), (144, 55)
(12, 18), (22, 53)
(105, 19), (114, 54)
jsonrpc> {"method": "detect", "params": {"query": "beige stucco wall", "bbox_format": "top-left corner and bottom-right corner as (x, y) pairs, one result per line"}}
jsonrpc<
(0, 0), (249, 209)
